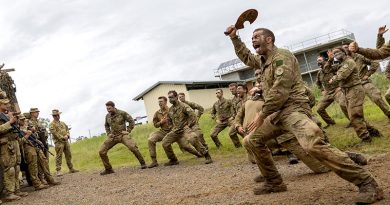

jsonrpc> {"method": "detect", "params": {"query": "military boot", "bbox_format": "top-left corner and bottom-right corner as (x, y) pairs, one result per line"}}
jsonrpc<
(3, 193), (21, 202)
(164, 159), (179, 166)
(204, 152), (213, 164)
(49, 180), (61, 186)
(253, 175), (265, 183)
(253, 177), (287, 195)
(287, 153), (299, 165)
(346, 152), (368, 166)
(100, 169), (115, 175)
(148, 158), (159, 168)
(355, 180), (383, 204)
(56, 171), (63, 177)
(140, 164), (147, 169)
(15, 191), (28, 197)
(35, 184), (50, 191)
(367, 126), (383, 138)
(69, 168), (79, 173)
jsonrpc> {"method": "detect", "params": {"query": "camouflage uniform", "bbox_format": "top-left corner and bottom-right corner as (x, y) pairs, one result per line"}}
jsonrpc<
(316, 61), (349, 125)
(231, 35), (375, 192)
(162, 102), (207, 162)
(235, 95), (329, 173)
(49, 120), (75, 172)
(181, 100), (208, 149)
(29, 118), (49, 157)
(0, 113), (21, 199)
(330, 57), (371, 141)
(376, 34), (390, 105)
(19, 124), (46, 189)
(148, 107), (172, 162)
(352, 53), (390, 119)
(99, 109), (145, 171)
(357, 39), (390, 59)
(210, 97), (241, 147)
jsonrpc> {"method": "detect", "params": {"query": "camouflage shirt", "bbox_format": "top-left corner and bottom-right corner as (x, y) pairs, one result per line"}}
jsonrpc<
(316, 61), (339, 93)
(105, 109), (134, 135)
(230, 95), (241, 117)
(49, 120), (70, 143)
(181, 100), (204, 119)
(376, 34), (390, 80)
(331, 57), (361, 88)
(152, 107), (172, 132)
(28, 118), (48, 144)
(168, 102), (196, 133)
(0, 113), (16, 143)
(234, 95), (263, 130)
(351, 53), (379, 84)
(304, 85), (316, 108)
(211, 97), (234, 121)
(231, 36), (310, 121)
(357, 40), (390, 60)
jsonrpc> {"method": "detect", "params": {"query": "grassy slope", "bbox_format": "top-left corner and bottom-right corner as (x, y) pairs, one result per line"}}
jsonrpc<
(49, 74), (390, 171)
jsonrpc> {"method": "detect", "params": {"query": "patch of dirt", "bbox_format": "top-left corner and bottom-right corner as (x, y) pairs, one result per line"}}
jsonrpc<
(7, 154), (390, 205)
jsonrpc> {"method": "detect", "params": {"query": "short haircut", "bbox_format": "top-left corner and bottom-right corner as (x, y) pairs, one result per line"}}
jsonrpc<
(105, 101), (115, 107)
(317, 55), (325, 60)
(178, 92), (185, 96)
(237, 83), (247, 91)
(216, 88), (223, 93)
(254, 28), (275, 43)
(158, 96), (167, 101)
(228, 83), (237, 87)
(168, 90), (178, 97)
(333, 46), (347, 54)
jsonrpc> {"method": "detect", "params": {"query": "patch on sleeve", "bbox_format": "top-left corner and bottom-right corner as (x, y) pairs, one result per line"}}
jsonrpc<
(275, 60), (284, 67)
(275, 67), (284, 76)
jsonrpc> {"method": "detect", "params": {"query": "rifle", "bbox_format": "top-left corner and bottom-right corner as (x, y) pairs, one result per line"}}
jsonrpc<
(0, 112), (54, 156)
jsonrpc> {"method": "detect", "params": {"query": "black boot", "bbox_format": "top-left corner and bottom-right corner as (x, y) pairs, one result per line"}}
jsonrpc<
(204, 152), (213, 164)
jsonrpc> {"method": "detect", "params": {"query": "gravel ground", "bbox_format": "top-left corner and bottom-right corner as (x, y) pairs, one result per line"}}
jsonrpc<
(6, 153), (390, 205)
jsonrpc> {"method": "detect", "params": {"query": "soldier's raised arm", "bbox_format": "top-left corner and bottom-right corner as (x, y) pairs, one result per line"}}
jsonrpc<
(376, 25), (388, 49)
(350, 41), (390, 60)
(226, 26), (261, 69)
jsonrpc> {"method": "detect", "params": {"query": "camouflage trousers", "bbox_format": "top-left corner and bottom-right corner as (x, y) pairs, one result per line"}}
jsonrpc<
(162, 127), (203, 161)
(37, 148), (56, 184)
(148, 130), (187, 159)
(99, 134), (145, 170)
(54, 141), (74, 171)
(210, 118), (241, 147)
(188, 125), (209, 152)
(317, 89), (349, 125)
(243, 109), (373, 186)
(0, 140), (19, 194)
(23, 144), (43, 188)
(385, 86), (390, 105)
(343, 85), (370, 140)
(362, 82), (390, 118)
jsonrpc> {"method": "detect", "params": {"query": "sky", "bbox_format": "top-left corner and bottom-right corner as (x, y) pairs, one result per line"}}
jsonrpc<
(0, 0), (389, 139)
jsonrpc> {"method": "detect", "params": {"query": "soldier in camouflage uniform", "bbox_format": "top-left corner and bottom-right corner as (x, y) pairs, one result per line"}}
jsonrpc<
(178, 93), (209, 150)
(376, 25), (390, 105)
(29, 108), (49, 158)
(329, 48), (381, 143)
(342, 44), (390, 121)
(227, 26), (383, 204)
(17, 114), (49, 191)
(99, 101), (146, 175)
(162, 91), (212, 166)
(210, 89), (241, 148)
(0, 92), (27, 201)
(49, 109), (79, 176)
(316, 55), (349, 128)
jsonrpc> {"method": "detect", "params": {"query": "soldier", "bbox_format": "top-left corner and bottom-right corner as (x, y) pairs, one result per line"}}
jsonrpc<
(18, 114), (49, 191)
(147, 96), (174, 168)
(229, 83), (240, 117)
(210, 89), (241, 148)
(329, 47), (380, 143)
(178, 93), (209, 150)
(316, 55), (349, 128)
(29, 108), (49, 157)
(342, 44), (390, 121)
(227, 26), (382, 204)
(376, 25), (390, 105)
(162, 90), (212, 166)
(99, 101), (146, 175)
(49, 109), (79, 176)
(0, 92), (28, 201)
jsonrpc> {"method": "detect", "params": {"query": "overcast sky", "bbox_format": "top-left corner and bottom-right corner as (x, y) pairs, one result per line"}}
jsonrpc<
(1, 0), (389, 138)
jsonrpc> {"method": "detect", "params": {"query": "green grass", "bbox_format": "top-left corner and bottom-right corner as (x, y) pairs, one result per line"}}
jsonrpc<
(50, 74), (390, 171)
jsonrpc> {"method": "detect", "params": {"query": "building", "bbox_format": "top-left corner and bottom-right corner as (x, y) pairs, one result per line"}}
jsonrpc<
(133, 81), (240, 122)
(214, 29), (356, 85)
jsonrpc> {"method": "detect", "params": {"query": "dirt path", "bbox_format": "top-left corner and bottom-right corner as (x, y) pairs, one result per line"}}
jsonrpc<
(8, 154), (390, 205)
